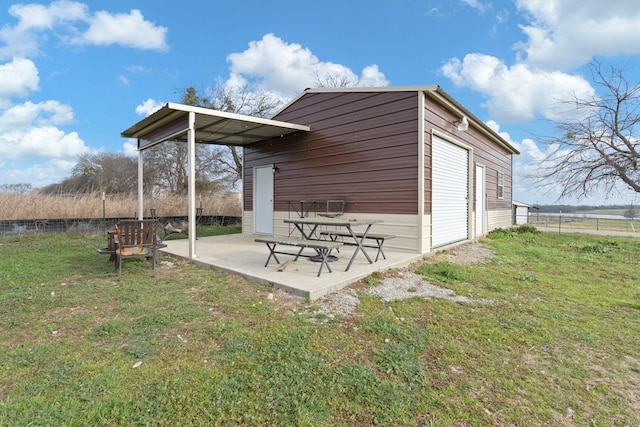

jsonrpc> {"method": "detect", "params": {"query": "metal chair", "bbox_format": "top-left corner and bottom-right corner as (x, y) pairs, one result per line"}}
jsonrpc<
(318, 199), (345, 218)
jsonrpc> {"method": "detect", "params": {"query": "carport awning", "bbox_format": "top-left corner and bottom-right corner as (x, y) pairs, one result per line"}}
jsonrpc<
(121, 102), (310, 150)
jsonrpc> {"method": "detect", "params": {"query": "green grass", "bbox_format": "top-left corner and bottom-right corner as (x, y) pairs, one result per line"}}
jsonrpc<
(161, 224), (242, 240)
(1, 228), (639, 426)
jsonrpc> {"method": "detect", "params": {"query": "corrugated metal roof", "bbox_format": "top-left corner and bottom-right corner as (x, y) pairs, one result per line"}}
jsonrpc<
(121, 102), (310, 149)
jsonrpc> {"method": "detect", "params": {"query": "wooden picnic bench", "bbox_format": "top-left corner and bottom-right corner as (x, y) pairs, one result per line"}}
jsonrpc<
(254, 236), (343, 277)
(320, 231), (395, 262)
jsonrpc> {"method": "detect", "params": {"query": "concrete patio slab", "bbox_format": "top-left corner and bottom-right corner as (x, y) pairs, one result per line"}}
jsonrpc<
(159, 233), (422, 300)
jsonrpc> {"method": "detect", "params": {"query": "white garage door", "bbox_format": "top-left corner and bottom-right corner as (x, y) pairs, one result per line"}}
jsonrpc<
(432, 136), (469, 248)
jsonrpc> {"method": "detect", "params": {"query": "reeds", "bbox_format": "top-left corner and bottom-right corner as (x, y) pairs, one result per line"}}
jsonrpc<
(0, 192), (242, 220)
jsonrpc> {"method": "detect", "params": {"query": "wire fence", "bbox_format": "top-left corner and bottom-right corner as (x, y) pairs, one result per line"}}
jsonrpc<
(527, 214), (639, 234)
(0, 215), (241, 236)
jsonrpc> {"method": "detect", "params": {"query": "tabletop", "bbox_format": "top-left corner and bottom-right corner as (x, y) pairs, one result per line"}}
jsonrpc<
(283, 217), (383, 227)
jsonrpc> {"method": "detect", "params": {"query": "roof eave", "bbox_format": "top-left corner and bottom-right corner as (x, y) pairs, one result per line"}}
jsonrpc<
(121, 103), (310, 147)
(426, 87), (520, 155)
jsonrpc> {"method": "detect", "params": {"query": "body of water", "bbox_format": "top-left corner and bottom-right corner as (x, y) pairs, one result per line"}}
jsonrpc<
(533, 213), (629, 220)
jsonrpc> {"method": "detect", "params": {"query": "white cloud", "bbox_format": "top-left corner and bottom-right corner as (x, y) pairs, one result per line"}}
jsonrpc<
(0, 57), (39, 105)
(461, 0), (489, 12)
(0, 158), (77, 188)
(36, 100), (74, 125)
(0, 100), (72, 131)
(514, 0), (640, 69)
(9, 1), (88, 30)
(0, 1), (88, 59)
(442, 53), (595, 122)
(0, 1), (168, 59)
(0, 3), (168, 190)
(80, 9), (168, 51)
(135, 98), (164, 116)
(0, 120), (86, 160)
(441, 0), (640, 125)
(226, 33), (389, 99)
(485, 120), (560, 203)
(0, 99), (86, 160)
(122, 139), (138, 156)
(119, 65), (151, 86)
(359, 65), (389, 87)
(16, 126), (85, 158)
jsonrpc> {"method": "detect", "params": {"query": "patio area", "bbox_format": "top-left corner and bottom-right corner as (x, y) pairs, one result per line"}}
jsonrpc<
(159, 233), (422, 300)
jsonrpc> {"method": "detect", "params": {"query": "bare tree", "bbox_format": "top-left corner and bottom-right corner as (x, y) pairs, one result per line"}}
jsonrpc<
(0, 183), (32, 194)
(143, 140), (230, 194)
(175, 83), (284, 185)
(74, 152), (145, 194)
(313, 70), (359, 88)
(536, 62), (640, 200)
(41, 153), (146, 195)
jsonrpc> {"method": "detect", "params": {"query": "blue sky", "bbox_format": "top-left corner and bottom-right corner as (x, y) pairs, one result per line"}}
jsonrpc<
(1, 0), (639, 206)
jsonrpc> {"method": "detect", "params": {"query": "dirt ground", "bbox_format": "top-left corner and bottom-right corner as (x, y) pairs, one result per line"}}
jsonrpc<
(292, 242), (496, 320)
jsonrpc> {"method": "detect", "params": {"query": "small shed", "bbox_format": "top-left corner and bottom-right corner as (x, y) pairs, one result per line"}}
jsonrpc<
(243, 86), (519, 254)
(122, 85), (519, 258)
(512, 200), (532, 225)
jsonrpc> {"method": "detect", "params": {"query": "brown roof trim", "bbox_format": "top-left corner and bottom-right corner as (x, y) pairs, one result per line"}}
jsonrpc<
(426, 87), (519, 155)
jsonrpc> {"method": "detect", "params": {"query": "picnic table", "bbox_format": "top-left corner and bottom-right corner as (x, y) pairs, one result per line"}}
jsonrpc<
(254, 236), (343, 277)
(283, 217), (384, 271)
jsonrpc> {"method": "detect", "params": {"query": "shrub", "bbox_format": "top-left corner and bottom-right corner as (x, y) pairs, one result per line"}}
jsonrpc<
(487, 227), (514, 239)
(488, 225), (540, 239)
(514, 224), (540, 234)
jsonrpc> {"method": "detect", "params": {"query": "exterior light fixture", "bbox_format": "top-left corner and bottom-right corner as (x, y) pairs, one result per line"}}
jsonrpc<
(454, 116), (469, 132)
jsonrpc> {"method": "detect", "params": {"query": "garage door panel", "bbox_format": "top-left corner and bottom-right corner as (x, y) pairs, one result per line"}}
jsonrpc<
(432, 136), (469, 247)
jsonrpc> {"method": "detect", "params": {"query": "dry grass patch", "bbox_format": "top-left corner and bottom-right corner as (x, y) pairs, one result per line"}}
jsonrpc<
(0, 191), (241, 220)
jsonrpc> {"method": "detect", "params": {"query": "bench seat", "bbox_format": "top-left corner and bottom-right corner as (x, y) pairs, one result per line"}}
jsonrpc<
(319, 231), (396, 261)
(255, 236), (343, 277)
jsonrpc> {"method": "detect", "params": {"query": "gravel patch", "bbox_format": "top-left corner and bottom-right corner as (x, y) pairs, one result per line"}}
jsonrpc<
(445, 242), (494, 265)
(304, 291), (361, 322)
(366, 270), (489, 303)
(303, 242), (495, 321)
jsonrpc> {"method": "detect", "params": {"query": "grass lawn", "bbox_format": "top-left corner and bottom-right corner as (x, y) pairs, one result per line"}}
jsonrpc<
(1, 226), (639, 426)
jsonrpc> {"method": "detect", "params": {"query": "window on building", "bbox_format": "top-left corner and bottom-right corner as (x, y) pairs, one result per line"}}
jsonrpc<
(497, 172), (504, 199)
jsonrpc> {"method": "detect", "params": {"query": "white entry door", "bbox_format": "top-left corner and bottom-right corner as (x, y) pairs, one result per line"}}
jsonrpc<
(254, 165), (274, 235)
(475, 165), (485, 236)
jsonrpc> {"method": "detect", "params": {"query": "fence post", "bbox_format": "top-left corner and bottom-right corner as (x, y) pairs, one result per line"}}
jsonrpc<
(558, 211), (562, 234)
(102, 192), (106, 236)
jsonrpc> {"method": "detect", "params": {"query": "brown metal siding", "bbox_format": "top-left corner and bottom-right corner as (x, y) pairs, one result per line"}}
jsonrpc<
(245, 92), (420, 215)
(138, 115), (189, 149)
(423, 95), (513, 215)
